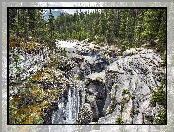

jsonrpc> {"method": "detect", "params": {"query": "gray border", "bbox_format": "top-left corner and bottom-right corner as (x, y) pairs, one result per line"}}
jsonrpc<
(1, 2), (2, 132)
(2, 1), (173, 132)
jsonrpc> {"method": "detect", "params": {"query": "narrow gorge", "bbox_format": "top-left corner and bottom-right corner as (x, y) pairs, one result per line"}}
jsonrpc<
(9, 40), (166, 124)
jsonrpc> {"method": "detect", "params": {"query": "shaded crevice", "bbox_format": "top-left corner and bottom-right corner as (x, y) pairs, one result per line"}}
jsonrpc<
(85, 80), (107, 122)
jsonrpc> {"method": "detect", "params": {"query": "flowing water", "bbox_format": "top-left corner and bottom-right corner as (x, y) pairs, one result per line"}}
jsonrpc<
(56, 40), (77, 48)
(51, 81), (82, 125)
(51, 40), (110, 126)
(66, 87), (73, 124)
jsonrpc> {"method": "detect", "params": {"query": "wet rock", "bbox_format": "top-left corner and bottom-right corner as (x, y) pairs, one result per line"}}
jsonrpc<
(76, 103), (93, 124)
(85, 79), (107, 120)
(94, 45), (101, 50)
(9, 40), (166, 125)
(86, 71), (105, 83)
(86, 95), (99, 121)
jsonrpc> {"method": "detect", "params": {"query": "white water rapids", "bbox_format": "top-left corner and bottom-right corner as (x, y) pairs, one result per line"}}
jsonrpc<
(56, 40), (77, 48)
(51, 85), (81, 125)
(66, 87), (73, 124)
(51, 40), (109, 126)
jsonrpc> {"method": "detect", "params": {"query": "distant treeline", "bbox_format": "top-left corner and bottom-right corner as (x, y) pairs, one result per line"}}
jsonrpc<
(9, 8), (166, 54)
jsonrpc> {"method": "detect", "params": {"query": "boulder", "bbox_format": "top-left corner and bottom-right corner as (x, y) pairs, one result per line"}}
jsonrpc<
(98, 48), (166, 124)
(76, 103), (93, 124)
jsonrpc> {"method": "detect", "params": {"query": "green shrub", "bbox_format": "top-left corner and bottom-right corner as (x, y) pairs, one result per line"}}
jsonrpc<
(122, 89), (129, 96)
(152, 79), (166, 124)
(152, 80), (166, 107)
(115, 115), (123, 124)
(109, 104), (115, 114)
(114, 85), (118, 91)
(154, 109), (166, 124)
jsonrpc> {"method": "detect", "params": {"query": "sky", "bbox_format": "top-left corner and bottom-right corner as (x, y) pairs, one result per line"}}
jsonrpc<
(38, 2), (98, 14)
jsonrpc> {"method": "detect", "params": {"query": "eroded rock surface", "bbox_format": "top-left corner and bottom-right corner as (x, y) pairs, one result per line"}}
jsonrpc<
(9, 40), (166, 124)
(97, 48), (166, 124)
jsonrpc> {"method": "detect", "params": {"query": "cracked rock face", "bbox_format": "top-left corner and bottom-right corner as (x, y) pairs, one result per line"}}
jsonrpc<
(97, 48), (166, 124)
(9, 39), (166, 125)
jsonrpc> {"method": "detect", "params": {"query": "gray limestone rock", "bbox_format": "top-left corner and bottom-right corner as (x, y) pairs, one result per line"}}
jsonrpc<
(97, 48), (166, 124)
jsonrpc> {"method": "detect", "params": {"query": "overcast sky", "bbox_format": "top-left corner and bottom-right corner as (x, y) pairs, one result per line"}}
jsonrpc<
(39, 2), (98, 14)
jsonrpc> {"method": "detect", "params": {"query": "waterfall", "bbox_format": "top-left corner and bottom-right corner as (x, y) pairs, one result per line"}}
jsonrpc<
(66, 87), (73, 124)
(77, 90), (80, 117)
(82, 87), (85, 105)
(52, 82), (81, 125)
(66, 84), (81, 124)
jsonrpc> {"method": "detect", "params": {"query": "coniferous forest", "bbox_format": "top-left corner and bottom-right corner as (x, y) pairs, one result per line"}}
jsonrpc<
(9, 8), (166, 54)
(8, 7), (167, 125)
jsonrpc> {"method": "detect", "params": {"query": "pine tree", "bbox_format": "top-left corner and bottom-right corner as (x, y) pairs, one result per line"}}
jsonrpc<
(141, 9), (161, 47)
(134, 9), (145, 47)
(119, 9), (129, 51)
(124, 9), (136, 48)
(47, 9), (56, 48)
(106, 9), (115, 45)
(156, 9), (166, 53)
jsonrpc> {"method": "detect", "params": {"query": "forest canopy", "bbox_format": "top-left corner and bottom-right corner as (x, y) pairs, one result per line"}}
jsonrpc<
(9, 8), (167, 55)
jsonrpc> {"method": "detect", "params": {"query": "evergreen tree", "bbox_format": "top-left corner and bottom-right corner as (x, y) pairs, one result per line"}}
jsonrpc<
(156, 9), (167, 53)
(134, 9), (145, 47)
(9, 8), (166, 55)
(142, 9), (161, 47)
